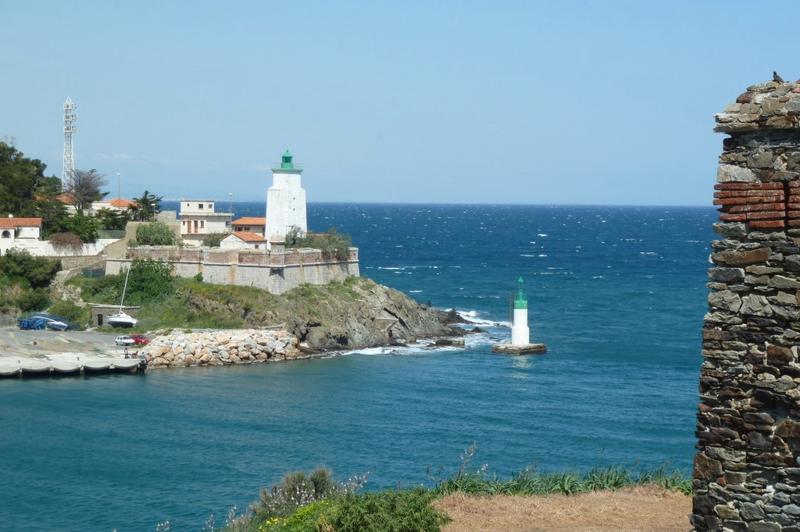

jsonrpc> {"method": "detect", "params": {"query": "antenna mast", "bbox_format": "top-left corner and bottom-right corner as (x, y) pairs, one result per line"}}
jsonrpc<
(62, 97), (77, 190)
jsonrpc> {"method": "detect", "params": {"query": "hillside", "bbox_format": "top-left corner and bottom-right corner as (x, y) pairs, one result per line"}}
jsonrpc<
(65, 272), (459, 351)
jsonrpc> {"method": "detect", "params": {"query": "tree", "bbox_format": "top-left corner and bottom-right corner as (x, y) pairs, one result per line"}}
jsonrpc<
(134, 221), (177, 246)
(0, 141), (54, 216)
(129, 190), (162, 221)
(52, 212), (99, 243)
(0, 249), (61, 289)
(66, 169), (108, 212)
(96, 208), (129, 230)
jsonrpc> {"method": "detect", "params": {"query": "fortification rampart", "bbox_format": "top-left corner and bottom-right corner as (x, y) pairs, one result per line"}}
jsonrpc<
(694, 80), (800, 530)
(105, 246), (360, 294)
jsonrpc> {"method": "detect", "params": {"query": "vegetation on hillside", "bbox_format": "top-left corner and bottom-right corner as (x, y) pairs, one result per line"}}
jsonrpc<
(66, 263), (365, 332)
(0, 250), (61, 313)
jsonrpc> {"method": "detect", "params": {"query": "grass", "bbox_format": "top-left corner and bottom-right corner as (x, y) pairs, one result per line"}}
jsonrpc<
(216, 454), (691, 532)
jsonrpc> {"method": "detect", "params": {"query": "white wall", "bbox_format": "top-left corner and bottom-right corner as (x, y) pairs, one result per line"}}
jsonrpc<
(181, 200), (215, 214)
(0, 238), (119, 257)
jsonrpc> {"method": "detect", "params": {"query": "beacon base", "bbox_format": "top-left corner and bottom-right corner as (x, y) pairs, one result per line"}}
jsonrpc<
(491, 343), (547, 355)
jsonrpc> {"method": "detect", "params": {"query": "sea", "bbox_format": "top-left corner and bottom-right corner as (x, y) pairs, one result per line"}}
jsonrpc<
(0, 203), (713, 530)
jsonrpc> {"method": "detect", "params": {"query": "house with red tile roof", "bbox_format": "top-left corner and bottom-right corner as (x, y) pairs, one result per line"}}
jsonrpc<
(220, 231), (267, 250)
(231, 217), (266, 235)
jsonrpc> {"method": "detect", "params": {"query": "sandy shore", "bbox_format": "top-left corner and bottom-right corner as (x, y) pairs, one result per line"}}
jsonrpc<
(434, 487), (691, 531)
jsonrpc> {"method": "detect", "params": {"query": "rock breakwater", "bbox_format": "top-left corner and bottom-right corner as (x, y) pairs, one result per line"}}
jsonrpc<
(142, 329), (303, 368)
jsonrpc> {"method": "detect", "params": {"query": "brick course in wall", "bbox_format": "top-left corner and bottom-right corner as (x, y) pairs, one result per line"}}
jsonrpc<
(693, 79), (800, 531)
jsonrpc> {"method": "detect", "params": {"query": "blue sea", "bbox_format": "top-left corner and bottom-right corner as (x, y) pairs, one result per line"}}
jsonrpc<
(0, 203), (712, 531)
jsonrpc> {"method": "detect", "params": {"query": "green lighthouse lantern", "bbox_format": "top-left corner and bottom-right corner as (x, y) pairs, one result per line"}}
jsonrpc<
(280, 149), (294, 170)
(514, 276), (527, 310)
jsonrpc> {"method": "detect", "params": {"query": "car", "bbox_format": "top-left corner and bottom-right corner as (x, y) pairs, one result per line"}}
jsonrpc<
(115, 335), (136, 346)
(130, 334), (151, 346)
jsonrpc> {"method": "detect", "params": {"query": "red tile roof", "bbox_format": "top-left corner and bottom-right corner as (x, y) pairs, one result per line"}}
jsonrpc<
(109, 198), (137, 208)
(0, 217), (42, 228)
(231, 231), (266, 243)
(56, 192), (76, 205)
(232, 217), (266, 226)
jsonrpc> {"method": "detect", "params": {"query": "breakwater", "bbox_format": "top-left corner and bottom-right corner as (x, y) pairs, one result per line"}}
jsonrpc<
(142, 328), (303, 367)
(694, 79), (800, 530)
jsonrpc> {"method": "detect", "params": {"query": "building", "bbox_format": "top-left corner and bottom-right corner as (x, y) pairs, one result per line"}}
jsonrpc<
(265, 150), (307, 244)
(232, 217), (266, 234)
(91, 198), (138, 214)
(220, 231), (267, 250)
(0, 216), (42, 241)
(179, 199), (233, 246)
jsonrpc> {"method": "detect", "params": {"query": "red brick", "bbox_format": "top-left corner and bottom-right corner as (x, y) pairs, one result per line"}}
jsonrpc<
(789, 180), (800, 188)
(727, 202), (786, 213)
(714, 190), (784, 199)
(789, 219), (800, 227)
(720, 213), (748, 222)
(747, 211), (784, 220)
(715, 182), (784, 190)
(750, 220), (786, 229)
(713, 196), (783, 206)
(788, 210), (800, 219)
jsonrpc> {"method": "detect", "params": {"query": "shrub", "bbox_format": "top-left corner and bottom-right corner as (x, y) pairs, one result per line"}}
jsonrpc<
(58, 212), (99, 243)
(48, 231), (83, 249)
(135, 222), (177, 246)
(0, 249), (61, 288)
(123, 259), (175, 305)
(330, 489), (448, 532)
(16, 288), (49, 311)
(201, 233), (226, 247)
(251, 469), (345, 520)
(48, 300), (89, 328)
(286, 227), (351, 261)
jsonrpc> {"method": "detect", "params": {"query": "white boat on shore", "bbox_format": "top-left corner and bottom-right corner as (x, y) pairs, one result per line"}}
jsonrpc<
(109, 268), (139, 328)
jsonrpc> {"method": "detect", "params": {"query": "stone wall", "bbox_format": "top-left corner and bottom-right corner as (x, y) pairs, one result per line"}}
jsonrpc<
(694, 80), (800, 531)
(105, 246), (360, 294)
(140, 329), (302, 368)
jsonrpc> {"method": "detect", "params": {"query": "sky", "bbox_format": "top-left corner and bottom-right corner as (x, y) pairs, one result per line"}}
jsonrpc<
(2, 1), (800, 206)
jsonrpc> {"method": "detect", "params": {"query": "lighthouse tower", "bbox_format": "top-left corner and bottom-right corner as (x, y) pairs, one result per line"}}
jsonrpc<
(511, 277), (530, 346)
(265, 150), (307, 244)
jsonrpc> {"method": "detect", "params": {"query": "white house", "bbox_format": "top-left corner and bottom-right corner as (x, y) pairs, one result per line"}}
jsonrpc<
(265, 150), (307, 244)
(0, 216), (42, 241)
(220, 231), (267, 250)
(179, 199), (233, 246)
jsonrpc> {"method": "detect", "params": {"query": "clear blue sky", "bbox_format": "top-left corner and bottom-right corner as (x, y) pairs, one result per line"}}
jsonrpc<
(2, 1), (798, 205)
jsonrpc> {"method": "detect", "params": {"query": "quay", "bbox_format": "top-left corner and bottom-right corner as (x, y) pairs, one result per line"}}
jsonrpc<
(0, 327), (146, 378)
(492, 343), (547, 355)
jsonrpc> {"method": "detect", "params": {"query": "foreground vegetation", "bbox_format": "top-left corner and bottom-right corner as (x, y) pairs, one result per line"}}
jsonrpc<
(0, 250), (61, 314)
(214, 459), (690, 532)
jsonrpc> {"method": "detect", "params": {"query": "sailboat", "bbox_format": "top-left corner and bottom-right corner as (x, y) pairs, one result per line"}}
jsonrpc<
(108, 267), (138, 328)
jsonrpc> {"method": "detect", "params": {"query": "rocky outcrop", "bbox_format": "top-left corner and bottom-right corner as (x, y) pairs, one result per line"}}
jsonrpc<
(142, 329), (303, 368)
(173, 277), (458, 352)
(694, 79), (800, 531)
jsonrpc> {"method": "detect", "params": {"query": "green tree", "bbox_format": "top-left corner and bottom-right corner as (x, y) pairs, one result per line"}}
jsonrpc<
(135, 221), (177, 246)
(130, 190), (162, 221)
(0, 141), (59, 217)
(123, 259), (174, 305)
(53, 212), (99, 243)
(96, 208), (129, 230)
(0, 249), (61, 289)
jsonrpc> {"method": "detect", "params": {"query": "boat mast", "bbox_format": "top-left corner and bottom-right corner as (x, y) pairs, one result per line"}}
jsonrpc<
(119, 267), (131, 310)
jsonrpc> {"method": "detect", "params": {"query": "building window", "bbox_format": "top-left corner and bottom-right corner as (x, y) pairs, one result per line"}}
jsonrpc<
(200, 220), (205, 228)
(1, 230), (10, 238)
(198, 203), (204, 209)
(255, 244), (260, 249)
(193, 220), (198, 232)
(207, 204), (212, 209)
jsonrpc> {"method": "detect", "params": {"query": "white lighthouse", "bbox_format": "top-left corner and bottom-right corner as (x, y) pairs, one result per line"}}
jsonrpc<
(511, 276), (530, 345)
(492, 277), (546, 355)
(265, 150), (307, 244)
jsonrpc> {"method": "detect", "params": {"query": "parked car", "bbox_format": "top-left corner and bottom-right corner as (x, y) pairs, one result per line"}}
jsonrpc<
(115, 335), (136, 346)
(130, 334), (151, 346)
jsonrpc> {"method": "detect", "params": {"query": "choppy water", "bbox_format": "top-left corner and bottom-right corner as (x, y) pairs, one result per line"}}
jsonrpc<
(0, 204), (712, 530)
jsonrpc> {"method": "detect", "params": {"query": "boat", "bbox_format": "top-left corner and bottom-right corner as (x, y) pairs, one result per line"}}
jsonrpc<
(45, 320), (69, 331)
(108, 267), (138, 328)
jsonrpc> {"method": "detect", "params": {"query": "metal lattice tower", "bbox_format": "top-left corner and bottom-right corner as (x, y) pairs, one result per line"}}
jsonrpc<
(62, 97), (77, 189)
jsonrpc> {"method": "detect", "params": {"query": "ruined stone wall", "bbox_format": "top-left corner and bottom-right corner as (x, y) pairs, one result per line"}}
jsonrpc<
(694, 80), (800, 531)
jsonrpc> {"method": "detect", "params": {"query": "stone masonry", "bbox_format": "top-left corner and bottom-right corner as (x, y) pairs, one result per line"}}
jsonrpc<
(693, 80), (800, 531)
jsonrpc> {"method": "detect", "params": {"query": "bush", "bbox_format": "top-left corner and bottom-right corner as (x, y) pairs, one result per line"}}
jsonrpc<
(16, 288), (50, 311)
(48, 231), (83, 249)
(0, 249), (61, 289)
(286, 227), (352, 261)
(48, 300), (89, 328)
(251, 469), (345, 521)
(57, 212), (99, 243)
(201, 233), (226, 247)
(123, 259), (175, 305)
(330, 489), (448, 532)
(135, 222), (177, 246)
